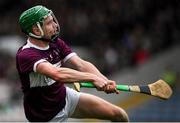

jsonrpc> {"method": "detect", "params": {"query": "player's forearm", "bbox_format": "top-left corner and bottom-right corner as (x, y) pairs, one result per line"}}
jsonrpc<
(54, 67), (97, 83)
(78, 61), (108, 80)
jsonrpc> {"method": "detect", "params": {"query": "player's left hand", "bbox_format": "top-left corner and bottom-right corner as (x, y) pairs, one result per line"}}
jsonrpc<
(104, 80), (120, 94)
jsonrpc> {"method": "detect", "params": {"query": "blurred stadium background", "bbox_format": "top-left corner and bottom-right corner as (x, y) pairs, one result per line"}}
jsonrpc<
(0, 0), (179, 121)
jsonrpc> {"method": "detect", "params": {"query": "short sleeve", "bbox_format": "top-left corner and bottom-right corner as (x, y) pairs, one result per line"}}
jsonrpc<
(56, 38), (73, 59)
(17, 49), (44, 73)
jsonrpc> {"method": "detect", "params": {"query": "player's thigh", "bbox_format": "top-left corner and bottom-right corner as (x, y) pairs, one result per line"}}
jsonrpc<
(70, 93), (126, 120)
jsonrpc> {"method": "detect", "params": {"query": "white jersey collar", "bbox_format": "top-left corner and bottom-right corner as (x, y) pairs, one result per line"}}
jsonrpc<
(26, 38), (49, 50)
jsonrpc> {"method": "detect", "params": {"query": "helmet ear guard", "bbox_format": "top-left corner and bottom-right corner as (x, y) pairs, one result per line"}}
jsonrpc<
(29, 22), (44, 39)
(19, 5), (60, 41)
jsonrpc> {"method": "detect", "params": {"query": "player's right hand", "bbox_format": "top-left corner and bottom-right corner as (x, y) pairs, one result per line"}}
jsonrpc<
(92, 76), (108, 91)
(104, 80), (120, 94)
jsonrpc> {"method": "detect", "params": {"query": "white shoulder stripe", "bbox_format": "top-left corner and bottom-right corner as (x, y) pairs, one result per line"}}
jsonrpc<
(63, 52), (77, 63)
(33, 59), (47, 72)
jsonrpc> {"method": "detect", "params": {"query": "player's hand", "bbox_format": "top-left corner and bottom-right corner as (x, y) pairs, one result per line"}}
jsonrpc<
(104, 80), (120, 94)
(93, 76), (108, 91)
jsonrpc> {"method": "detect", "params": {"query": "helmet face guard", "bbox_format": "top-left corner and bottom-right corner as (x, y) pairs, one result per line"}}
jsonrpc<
(19, 5), (60, 41)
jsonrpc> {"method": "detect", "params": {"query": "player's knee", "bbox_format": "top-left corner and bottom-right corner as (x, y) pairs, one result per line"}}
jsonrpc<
(111, 108), (129, 122)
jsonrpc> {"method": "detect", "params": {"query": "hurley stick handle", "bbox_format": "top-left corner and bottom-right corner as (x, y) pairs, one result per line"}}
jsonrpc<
(80, 82), (130, 91)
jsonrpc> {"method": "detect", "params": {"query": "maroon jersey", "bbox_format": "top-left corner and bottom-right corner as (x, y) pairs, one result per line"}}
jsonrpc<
(16, 38), (76, 121)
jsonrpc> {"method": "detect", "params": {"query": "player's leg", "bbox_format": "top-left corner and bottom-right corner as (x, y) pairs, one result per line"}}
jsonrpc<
(70, 93), (129, 122)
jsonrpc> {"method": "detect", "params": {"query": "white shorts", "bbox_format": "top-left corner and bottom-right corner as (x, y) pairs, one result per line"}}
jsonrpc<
(50, 86), (81, 122)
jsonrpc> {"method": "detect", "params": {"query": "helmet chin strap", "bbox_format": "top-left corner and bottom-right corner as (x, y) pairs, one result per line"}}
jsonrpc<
(51, 32), (60, 41)
(29, 34), (59, 42)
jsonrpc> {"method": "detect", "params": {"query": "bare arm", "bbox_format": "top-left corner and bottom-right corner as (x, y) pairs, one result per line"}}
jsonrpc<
(36, 61), (107, 89)
(63, 55), (108, 80)
(63, 55), (119, 93)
